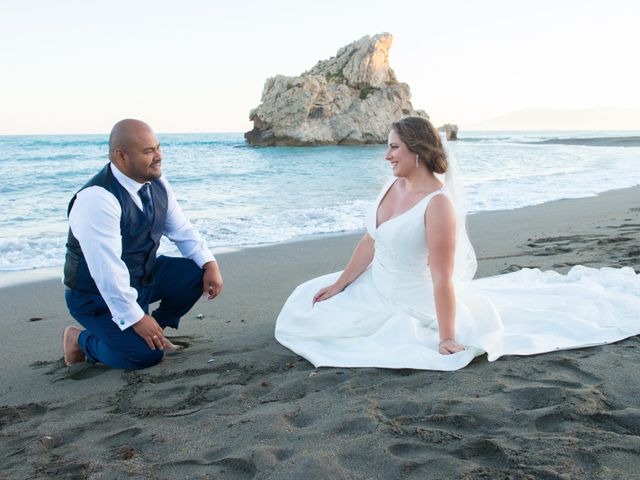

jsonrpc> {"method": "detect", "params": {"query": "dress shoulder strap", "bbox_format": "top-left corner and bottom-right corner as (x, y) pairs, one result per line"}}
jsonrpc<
(422, 188), (452, 214)
(375, 177), (398, 206)
(379, 177), (397, 196)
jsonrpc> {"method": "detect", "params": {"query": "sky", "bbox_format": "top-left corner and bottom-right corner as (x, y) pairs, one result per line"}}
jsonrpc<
(1, 0), (639, 134)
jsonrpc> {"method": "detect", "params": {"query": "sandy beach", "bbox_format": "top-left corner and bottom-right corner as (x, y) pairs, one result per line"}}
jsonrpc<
(1, 186), (639, 479)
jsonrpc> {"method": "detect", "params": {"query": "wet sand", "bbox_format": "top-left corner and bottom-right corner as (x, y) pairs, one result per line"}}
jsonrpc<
(1, 186), (639, 479)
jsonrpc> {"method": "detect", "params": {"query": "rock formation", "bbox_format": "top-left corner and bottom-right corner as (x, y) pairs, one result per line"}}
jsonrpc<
(245, 33), (428, 146)
(440, 123), (459, 141)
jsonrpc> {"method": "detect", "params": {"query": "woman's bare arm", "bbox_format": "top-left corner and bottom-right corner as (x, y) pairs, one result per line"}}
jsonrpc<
(426, 195), (464, 354)
(313, 233), (375, 304)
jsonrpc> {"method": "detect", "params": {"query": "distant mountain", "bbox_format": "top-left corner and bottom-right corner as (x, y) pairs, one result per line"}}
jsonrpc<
(469, 107), (640, 130)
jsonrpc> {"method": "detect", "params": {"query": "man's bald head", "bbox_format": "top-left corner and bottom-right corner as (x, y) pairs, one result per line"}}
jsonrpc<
(108, 119), (163, 183)
(108, 119), (154, 162)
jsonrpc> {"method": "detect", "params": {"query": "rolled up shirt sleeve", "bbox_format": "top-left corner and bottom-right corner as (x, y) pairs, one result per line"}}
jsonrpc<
(68, 187), (145, 330)
(159, 177), (216, 267)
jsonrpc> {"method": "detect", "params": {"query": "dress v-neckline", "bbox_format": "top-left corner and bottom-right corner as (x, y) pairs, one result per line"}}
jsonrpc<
(375, 178), (444, 230)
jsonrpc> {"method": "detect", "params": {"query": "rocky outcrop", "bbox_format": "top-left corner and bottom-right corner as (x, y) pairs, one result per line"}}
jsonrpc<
(245, 33), (427, 146)
(440, 123), (459, 141)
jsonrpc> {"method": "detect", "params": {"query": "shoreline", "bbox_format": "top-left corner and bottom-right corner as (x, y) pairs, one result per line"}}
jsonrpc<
(1, 184), (639, 478)
(2, 184), (639, 290)
(2, 183), (638, 389)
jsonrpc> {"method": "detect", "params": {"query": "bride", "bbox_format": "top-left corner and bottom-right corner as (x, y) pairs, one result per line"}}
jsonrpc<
(275, 116), (640, 371)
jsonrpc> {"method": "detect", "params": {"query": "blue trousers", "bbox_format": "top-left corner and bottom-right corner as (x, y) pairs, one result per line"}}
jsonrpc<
(65, 256), (203, 369)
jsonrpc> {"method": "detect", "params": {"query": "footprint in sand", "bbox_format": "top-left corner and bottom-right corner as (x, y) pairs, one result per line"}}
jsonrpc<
(387, 442), (439, 462)
(504, 385), (570, 410)
(157, 455), (257, 480)
(0, 403), (48, 430)
(100, 427), (143, 447)
(280, 409), (317, 429)
(453, 437), (518, 468)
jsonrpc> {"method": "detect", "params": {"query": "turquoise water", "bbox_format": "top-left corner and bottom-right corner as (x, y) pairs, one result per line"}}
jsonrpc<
(0, 131), (639, 275)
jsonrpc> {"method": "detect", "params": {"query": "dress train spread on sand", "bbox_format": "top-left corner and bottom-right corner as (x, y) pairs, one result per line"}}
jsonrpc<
(275, 179), (640, 371)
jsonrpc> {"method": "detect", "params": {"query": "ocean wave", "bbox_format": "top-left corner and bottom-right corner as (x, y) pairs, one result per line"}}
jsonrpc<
(0, 137), (106, 148)
(0, 200), (371, 271)
(162, 139), (238, 148)
(458, 137), (514, 143)
(1, 131), (639, 275)
(190, 200), (371, 248)
(0, 234), (67, 271)
(525, 136), (640, 147)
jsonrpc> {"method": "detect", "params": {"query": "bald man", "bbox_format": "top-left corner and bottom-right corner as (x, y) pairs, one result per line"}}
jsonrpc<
(62, 119), (223, 369)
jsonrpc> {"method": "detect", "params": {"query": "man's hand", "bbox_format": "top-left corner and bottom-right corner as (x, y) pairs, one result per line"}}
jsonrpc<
(202, 261), (223, 300)
(133, 314), (165, 350)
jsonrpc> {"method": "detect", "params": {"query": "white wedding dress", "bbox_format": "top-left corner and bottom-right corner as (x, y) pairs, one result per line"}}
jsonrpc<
(275, 178), (640, 371)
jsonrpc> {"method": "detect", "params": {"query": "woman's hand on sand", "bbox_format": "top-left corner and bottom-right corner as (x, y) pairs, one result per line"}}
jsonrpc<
(313, 283), (346, 305)
(439, 339), (465, 355)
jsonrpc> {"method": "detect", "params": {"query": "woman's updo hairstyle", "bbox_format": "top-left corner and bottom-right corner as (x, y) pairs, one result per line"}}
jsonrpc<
(391, 116), (447, 174)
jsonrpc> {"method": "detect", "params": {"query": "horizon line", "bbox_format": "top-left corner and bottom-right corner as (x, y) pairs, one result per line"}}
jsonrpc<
(3, 128), (640, 137)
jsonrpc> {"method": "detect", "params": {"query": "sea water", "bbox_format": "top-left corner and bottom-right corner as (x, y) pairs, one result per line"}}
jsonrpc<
(1, 131), (639, 281)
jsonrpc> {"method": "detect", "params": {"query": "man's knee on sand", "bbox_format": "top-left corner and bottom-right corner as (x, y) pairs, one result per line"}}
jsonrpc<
(122, 345), (164, 369)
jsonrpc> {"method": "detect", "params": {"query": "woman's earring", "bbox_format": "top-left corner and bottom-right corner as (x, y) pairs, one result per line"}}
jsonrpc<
(415, 154), (419, 168)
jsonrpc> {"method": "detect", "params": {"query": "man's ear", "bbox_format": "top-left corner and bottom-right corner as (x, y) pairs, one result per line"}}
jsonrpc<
(112, 148), (127, 168)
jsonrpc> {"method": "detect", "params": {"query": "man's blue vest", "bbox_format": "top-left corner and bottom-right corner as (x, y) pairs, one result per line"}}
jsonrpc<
(63, 163), (168, 295)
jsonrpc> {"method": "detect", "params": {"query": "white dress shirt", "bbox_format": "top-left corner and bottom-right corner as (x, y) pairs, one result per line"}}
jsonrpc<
(68, 163), (215, 331)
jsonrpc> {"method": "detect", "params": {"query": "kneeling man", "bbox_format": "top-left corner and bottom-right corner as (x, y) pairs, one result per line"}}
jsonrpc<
(63, 119), (222, 369)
